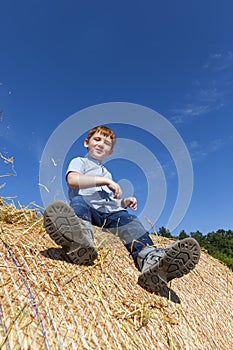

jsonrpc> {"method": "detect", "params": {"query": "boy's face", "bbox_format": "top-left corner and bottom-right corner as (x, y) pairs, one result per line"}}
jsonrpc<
(84, 131), (113, 162)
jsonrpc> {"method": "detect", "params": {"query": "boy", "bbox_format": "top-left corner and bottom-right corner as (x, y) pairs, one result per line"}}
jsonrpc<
(44, 125), (200, 293)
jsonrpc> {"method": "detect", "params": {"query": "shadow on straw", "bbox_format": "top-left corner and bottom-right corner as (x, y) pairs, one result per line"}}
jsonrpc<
(157, 286), (181, 304)
(40, 247), (73, 264)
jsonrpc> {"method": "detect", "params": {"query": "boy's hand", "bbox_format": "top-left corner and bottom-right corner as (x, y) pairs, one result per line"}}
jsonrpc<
(122, 197), (137, 211)
(107, 180), (122, 199)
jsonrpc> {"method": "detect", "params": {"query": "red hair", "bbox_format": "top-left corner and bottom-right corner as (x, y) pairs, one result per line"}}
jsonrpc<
(86, 126), (116, 147)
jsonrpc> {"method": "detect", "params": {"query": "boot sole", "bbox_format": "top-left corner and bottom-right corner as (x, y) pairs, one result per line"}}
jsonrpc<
(43, 200), (97, 265)
(138, 238), (200, 293)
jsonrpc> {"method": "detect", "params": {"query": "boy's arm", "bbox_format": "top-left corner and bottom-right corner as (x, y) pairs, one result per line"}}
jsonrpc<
(67, 171), (122, 199)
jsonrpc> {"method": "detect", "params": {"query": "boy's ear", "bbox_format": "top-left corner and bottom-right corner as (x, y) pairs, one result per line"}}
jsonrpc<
(84, 138), (89, 148)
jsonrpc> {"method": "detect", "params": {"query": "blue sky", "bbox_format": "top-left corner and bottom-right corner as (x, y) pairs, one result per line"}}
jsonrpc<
(1, 1), (233, 236)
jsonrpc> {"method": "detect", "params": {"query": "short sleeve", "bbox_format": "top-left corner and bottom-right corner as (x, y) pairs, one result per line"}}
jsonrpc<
(66, 157), (85, 177)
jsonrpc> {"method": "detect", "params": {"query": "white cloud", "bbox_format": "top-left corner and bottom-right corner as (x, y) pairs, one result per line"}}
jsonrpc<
(199, 87), (225, 102)
(204, 51), (233, 72)
(206, 138), (225, 153)
(170, 50), (233, 124)
(210, 53), (222, 59)
(171, 104), (214, 124)
(188, 136), (233, 163)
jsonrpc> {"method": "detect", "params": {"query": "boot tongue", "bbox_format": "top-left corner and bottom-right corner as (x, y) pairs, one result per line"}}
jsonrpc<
(138, 248), (166, 272)
(137, 247), (158, 271)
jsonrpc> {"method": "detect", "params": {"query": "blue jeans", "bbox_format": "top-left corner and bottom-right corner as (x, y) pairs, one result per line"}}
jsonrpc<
(70, 195), (154, 267)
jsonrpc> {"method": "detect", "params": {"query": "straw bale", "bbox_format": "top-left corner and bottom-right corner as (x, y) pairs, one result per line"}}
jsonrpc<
(0, 201), (233, 349)
(0, 198), (43, 227)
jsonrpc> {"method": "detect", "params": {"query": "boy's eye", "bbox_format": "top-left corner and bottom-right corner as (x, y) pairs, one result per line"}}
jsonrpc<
(93, 137), (111, 146)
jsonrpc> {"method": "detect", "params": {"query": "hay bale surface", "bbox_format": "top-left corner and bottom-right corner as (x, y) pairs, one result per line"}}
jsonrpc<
(0, 201), (233, 349)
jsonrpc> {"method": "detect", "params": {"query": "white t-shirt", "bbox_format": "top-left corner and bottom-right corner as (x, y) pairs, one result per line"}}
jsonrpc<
(66, 156), (123, 213)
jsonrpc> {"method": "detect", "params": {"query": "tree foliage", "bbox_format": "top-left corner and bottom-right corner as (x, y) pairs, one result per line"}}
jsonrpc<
(158, 226), (173, 238)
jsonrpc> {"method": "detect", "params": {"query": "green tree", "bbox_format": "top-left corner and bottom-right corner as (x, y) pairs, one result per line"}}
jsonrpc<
(190, 230), (204, 244)
(158, 226), (172, 238)
(178, 230), (189, 240)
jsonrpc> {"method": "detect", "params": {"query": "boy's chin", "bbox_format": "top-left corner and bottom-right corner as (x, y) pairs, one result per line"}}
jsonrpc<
(90, 154), (105, 161)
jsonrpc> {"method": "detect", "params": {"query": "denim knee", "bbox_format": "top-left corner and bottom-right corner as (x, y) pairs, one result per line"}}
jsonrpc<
(70, 196), (92, 222)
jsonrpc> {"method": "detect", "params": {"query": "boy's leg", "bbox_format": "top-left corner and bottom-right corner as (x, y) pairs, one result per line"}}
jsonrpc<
(70, 195), (103, 229)
(103, 211), (200, 293)
(102, 210), (155, 265)
(43, 200), (97, 265)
